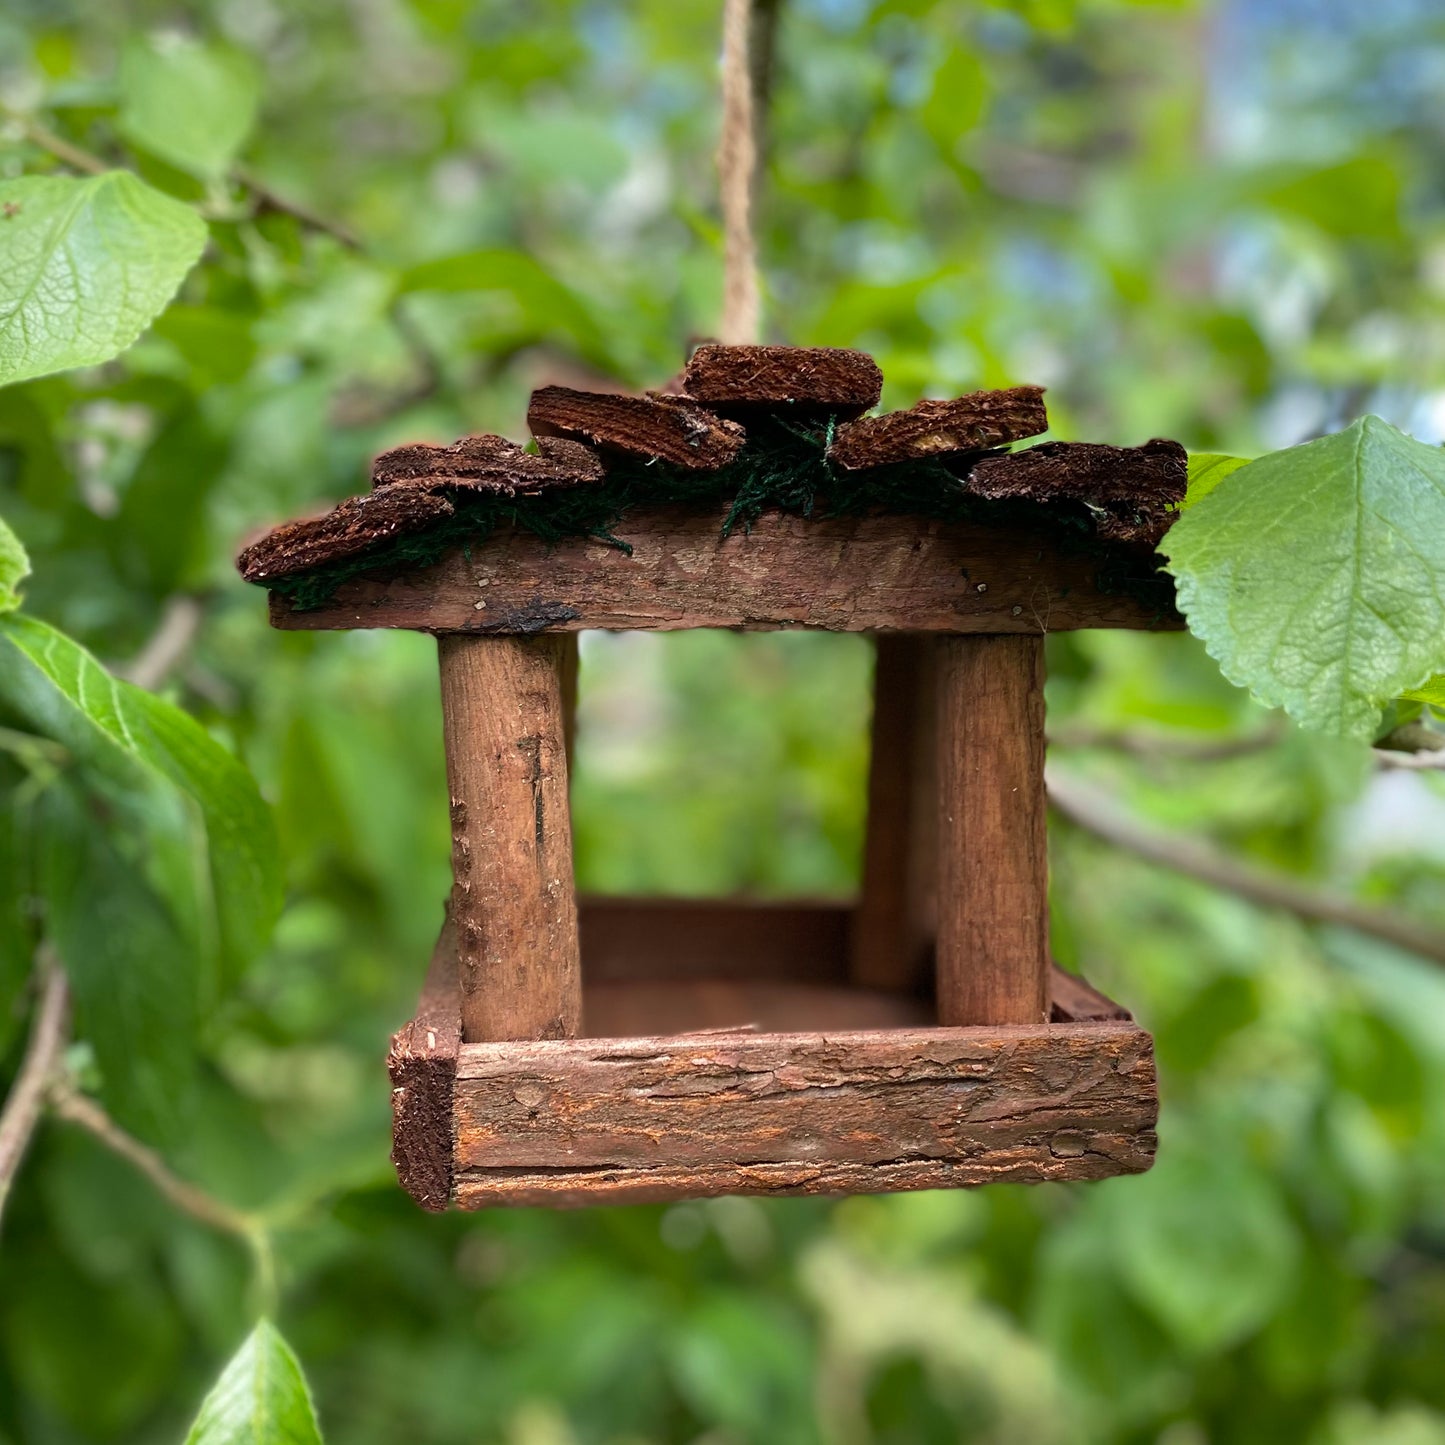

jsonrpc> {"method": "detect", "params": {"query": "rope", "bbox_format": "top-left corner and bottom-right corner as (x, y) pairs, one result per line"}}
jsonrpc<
(718, 0), (761, 345)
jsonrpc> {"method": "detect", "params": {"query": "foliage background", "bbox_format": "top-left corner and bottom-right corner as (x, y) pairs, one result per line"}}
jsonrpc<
(4, 0), (1445, 1441)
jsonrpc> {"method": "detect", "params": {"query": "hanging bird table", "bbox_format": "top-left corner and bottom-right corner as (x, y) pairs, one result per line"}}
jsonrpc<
(237, 342), (1182, 1211)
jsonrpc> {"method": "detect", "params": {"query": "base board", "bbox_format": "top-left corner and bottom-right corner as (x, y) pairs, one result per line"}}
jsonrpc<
(389, 901), (1157, 1211)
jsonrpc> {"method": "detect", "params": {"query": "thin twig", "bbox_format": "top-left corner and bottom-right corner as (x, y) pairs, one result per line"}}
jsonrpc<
(48, 1080), (278, 1312)
(47, 1082), (251, 1236)
(11, 115), (110, 175)
(0, 955), (69, 1232)
(119, 595), (205, 691)
(1048, 768), (1445, 968)
(234, 165), (360, 249)
(1048, 719), (1287, 764)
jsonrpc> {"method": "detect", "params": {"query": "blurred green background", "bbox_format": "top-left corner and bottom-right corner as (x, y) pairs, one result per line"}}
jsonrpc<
(5, 0), (1445, 1441)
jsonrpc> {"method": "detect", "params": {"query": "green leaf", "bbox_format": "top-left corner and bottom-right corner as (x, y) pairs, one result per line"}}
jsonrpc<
(119, 36), (260, 180)
(0, 614), (281, 979)
(36, 779), (198, 1137)
(1400, 674), (1445, 707)
(1111, 1145), (1301, 1353)
(185, 1320), (324, 1445)
(0, 511), (29, 611)
(1183, 452), (1248, 509)
(397, 249), (608, 360)
(1163, 416), (1445, 737)
(0, 172), (207, 388)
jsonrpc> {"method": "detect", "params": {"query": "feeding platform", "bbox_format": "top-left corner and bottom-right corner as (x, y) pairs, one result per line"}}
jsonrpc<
(239, 344), (1178, 1211)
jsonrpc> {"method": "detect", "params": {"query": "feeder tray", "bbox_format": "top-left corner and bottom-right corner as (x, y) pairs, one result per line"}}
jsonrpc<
(239, 344), (1180, 1211)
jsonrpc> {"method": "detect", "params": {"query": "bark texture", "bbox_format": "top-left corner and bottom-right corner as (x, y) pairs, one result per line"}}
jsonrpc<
(528, 387), (745, 470)
(937, 635), (1051, 1026)
(451, 1022), (1157, 1207)
(438, 635), (581, 1043)
(238, 487), (454, 584)
(682, 344), (883, 417)
(829, 387), (1048, 469)
(372, 433), (602, 491)
(967, 438), (1187, 546)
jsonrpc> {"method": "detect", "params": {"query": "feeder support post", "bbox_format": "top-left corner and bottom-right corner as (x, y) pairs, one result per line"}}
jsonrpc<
(438, 634), (582, 1042)
(935, 633), (1051, 1025)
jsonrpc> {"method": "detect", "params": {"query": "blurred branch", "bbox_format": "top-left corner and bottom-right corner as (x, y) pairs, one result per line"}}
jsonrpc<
(119, 595), (205, 692)
(233, 165), (360, 249)
(9, 113), (110, 175)
(0, 953), (69, 1233)
(1376, 722), (1445, 770)
(48, 1080), (277, 1312)
(1048, 719), (1288, 763)
(47, 1083), (252, 1238)
(6, 106), (357, 249)
(1048, 768), (1445, 968)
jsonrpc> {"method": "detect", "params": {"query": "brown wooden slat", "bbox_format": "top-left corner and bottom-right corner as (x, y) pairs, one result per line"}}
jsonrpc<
(271, 506), (1181, 634)
(851, 637), (937, 991)
(578, 896), (851, 984)
(439, 635), (581, 1042)
(936, 635), (1051, 1026)
(451, 1022), (1157, 1205)
(682, 344), (882, 417)
(583, 978), (929, 1037)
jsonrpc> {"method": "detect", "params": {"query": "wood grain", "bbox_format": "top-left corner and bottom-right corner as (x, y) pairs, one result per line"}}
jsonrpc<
(451, 1022), (1157, 1207)
(851, 637), (937, 991)
(270, 506), (1181, 635)
(829, 388), (1047, 469)
(438, 634), (581, 1042)
(936, 635), (1050, 1025)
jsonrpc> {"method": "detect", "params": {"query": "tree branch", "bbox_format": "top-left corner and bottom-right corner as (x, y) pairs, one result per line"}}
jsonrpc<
(118, 595), (205, 691)
(1047, 768), (1445, 968)
(1048, 720), (1287, 764)
(0, 956), (69, 1233)
(11, 115), (110, 175)
(233, 166), (360, 249)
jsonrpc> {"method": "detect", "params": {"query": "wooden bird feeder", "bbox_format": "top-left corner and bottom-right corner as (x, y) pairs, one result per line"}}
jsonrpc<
(239, 344), (1180, 1211)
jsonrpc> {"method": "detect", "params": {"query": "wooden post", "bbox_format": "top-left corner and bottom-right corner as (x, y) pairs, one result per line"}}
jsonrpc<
(558, 633), (579, 773)
(851, 635), (936, 993)
(936, 634), (1049, 1025)
(438, 634), (581, 1042)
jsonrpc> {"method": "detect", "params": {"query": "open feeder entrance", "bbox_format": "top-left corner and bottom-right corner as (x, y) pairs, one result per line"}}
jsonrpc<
(238, 344), (1171, 1211)
(572, 627), (890, 1040)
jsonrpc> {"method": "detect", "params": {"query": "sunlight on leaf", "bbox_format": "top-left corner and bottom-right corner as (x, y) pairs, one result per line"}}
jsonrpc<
(0, 172), (206, 387)
(1183, 452), (1249, 508)
(1400, 675), (1445, 707)
(185, 1321), (323, 1445)
(1164, 416), (1445, 737)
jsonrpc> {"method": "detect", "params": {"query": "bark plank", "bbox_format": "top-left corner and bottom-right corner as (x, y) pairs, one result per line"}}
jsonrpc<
(270, 506), (1182, 635)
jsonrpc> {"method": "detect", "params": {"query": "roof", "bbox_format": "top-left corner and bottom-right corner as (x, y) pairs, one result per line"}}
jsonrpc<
(236, 344), (1186, 605)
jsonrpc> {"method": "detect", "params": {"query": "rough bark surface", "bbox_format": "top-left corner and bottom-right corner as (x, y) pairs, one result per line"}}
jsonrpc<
(438, 635), (581, 1043)
(237, 487), (455, 584)
(527, 387), (746, 470)
(682, 344), (883, 418)
(450, 1022), (1157, 1207)
(387, 919), (460, 1212)
(371, 433), (603, 492)
(937, 635), (1051, 1026)
(270, 506), (1182, 634)
(829, 387), (1048, 469)
(968, 438), (1187, 546)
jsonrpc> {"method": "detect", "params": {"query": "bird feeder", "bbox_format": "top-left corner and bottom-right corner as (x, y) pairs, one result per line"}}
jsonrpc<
(239, 344), (1180, 1211)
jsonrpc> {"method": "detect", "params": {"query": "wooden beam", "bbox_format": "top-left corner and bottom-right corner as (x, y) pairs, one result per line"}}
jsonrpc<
(438, 634), (581, 1042)
(936, 635), (1051, 1026)
(451, 1022), (1157, 1207)
(269, 506), (1180, 635)
(851, 636), (937, 992)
